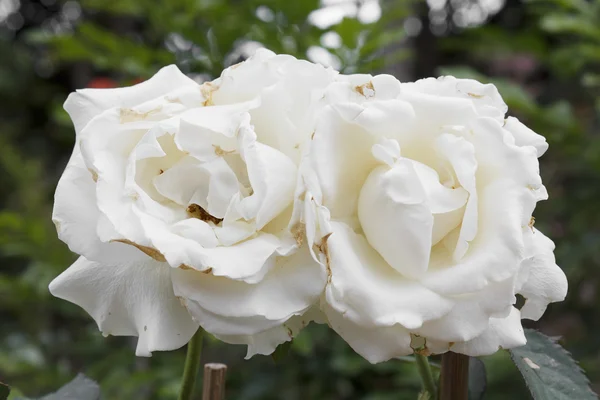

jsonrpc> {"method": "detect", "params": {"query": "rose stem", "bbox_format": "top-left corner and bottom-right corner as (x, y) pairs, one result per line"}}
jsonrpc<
(202, 363), (228, 400)
(439, 352), (469, 400)
(178, 328), (205, 400)
(415, 353), (437, 397)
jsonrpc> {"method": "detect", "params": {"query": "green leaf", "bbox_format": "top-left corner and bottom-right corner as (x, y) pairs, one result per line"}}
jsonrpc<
(39, 374), (100, 400)
(540, 14), (600, 40)
(509, 329), (597, 400)
(271, 340), (292, 364)
(0, 383), (9, 400)
(468, 357), (487, 400)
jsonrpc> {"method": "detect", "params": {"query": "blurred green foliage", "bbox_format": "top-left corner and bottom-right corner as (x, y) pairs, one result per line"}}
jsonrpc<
(0, 0), (599, 398)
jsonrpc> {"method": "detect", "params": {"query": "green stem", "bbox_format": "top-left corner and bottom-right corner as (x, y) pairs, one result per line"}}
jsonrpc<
(178, 328), (204, 400)
(415, 353), (437, 397)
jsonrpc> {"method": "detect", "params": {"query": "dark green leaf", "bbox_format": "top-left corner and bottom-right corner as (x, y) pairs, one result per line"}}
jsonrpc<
(271, 340), (292, 364)
(509, 329), (597, 400)
(468, 357), (487, 400)
(39, 374), (100, 400)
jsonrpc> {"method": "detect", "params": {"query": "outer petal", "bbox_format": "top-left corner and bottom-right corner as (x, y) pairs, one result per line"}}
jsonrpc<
(422, 118), (541, 294)
(214, 307), (325, 358)
(451, 307), (526, 356)
(248, 55), (338, 162)
(323, 302), (412, 364)
(516, 228), (568, 320)
(402, 76), (507, 122)
(325, 222), (453, 330)
(415, 278), (515, 343)
(422, 177), (524, 294)
(64, 65), (198, 135)
(172, 245), (326, 333)
(53, 149), (105, 260)
(52, 148), (148, 265)
(504, 116), (549, 157)
(49, 254), (199, 356)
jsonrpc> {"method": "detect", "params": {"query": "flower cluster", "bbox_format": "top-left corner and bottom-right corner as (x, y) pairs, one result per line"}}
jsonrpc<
(50, 49), (567, 362)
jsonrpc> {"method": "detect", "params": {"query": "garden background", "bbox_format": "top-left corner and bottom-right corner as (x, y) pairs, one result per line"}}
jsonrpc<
(1, 0), (599, 398)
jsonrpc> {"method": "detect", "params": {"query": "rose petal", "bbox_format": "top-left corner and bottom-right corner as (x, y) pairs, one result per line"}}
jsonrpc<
(310, 106), (379, 218)
(323, 302), (413, 364)
(504, 116), (549, 157)
(358, 161), (433, 278)
(435, 133), (478, 260)
(238, 128), (297, 229)
(421, 177), (525, 294)
(451, 307), (526, 356)
(49, 254), (199, 356)
(516, 228), (568, 321)
(172, 244), (326, 323)
(325, 221), (453, 329)
(415, 278), (515, 342)
(213, 307), (325, 358)
(64, 65), (197, 136)
(52, 149), (149, 264)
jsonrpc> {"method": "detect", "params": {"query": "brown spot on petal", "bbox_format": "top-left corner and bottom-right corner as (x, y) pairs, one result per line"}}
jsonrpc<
(355, 81), (375, 98)
(164, 95), (182, 104)
(177, 296), (187, 308)
(159, 169), (164, 175)
(467, 92), (484, 99)
(317, 233), (333, 283)
(200, 82), (218, 106)
(213, 145), (235, 157)
(187, 203), (223, 225)
(286, 326), (293, 338)
(89, 169), (98, 182)
(177, 263), (213, 275)
(291, 222), (306, 247)
(112, 239), (166, 262)
(311, 131), (316, 140)
(119, 106), (162, 123)
(528, 216), (536, 231)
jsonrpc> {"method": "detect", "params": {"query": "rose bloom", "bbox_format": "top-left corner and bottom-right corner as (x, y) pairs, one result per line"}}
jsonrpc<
(50, 50), (335, 356)
(300, 74), (568, 362)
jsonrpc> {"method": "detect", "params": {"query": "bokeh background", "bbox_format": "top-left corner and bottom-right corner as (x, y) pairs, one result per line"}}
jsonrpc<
(1, 0), (599, 398)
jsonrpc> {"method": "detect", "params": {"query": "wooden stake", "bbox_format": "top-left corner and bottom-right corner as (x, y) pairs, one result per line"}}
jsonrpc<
(439, 352), (469, 400)
(202, 363), (227, 400)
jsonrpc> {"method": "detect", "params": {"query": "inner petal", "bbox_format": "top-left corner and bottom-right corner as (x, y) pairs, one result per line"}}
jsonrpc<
(435, 133), (478, 260)
(154, 157), (210, 207)
(411, 161), (468, 245)
(358, 160), (433, 279)
(134, 132), (187, 202)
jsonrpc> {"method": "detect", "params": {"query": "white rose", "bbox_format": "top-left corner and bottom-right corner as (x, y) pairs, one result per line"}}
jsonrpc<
(49, 49), (334, 357)
(301, 74), (568, 363)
